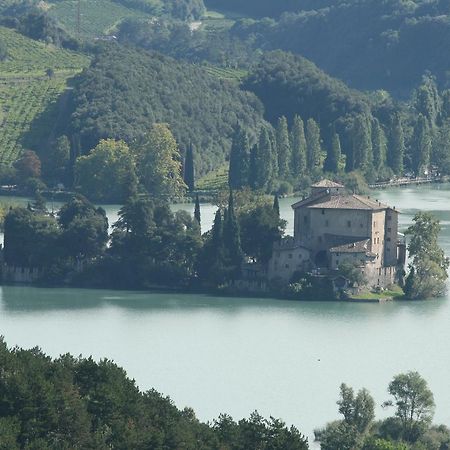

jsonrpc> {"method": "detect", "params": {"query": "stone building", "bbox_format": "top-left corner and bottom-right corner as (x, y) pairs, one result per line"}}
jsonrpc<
(268, 180), (406, 288)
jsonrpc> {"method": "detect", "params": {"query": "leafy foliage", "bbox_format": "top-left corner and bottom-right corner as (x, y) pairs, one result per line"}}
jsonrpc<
(68, 44), (265, 176)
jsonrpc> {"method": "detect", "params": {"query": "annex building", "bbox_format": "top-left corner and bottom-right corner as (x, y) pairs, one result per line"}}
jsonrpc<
(269, 180), (406, 288)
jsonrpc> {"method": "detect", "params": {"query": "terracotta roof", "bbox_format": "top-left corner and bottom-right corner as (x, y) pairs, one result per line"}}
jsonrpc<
(307, 194), (388, 211)
(330, 239), (371, 253)
(311, 179), (344, 188)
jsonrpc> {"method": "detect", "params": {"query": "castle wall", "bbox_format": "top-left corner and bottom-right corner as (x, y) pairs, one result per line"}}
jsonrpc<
(268, 244), (310, 283)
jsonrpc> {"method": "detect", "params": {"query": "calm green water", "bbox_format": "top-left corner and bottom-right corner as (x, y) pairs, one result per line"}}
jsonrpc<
(0, 185), (449, 440)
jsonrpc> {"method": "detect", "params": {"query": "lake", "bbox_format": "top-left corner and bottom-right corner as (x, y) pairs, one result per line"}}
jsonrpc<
(0, 184), (449, 442)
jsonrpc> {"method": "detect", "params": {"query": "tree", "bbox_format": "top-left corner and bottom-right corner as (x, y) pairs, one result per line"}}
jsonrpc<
(75, 139), (138, 203)
(305, 118), (321, 171)
(14, 150), (41, 181)
(404, 212), (449, 299)
(194, 193), (201, 226)
(324, 132), (341, 173)
(251, 126), (274, 191)
(389, 114), (405, 176)
(228, 124), (250, 190)
(291, 115), (307, 178)
(136, 123), (186, 198)
(46, 135), (70, 184)
(414, 75), (441, 127)
(223, 191), (243, 276)
(351, 115), (373, 174)
(273, 194), (280, 217)
(184, 143), (195, 192)
(276, 116), (291, 178)
(383, 372), (435, 442)
(412, 115), (432, 176)
(372, 118), (387, 174)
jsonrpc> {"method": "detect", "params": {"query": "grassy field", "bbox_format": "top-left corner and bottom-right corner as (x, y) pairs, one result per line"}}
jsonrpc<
(0, 27), (89, 164)
(48, 0), (153, 38)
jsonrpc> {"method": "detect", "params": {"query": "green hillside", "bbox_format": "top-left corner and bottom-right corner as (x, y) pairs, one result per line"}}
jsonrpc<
(48, 0), (152, 38)
(0, 26), (89, 164)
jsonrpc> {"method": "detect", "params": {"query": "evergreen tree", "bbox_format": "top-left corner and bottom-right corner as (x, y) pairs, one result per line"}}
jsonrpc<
(212, 209), (223, 250)
(252, 127), (274, 191)
(414, 75), (441, 127)
(276, 116), (291, 178)
(228, 125), (250, 190)
(306, 118), (321, 171)
(412, 114), (432, 176)
(351, 114), (373, 173)
(389, 114), (405, 176)
(291, 115), (307, 178)
(268, 126), (279, 179)
(248, 144), (258, 189)
(223, 191), (243, 277)
(194, 193), (201, 226)
(184, 143), (195, 192)
(273, 194), (280, 217)
(372, 118), (387, 173)
(324, 132), (341, 173)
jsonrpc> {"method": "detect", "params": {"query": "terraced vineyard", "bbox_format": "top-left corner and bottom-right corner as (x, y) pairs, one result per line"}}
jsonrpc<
(204, 65), (247, 81)
(48, 0), (152, 38)
(0, 27), (89, 164)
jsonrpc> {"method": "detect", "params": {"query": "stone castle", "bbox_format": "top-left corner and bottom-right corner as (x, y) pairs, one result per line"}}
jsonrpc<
(268, 180), (406, 288)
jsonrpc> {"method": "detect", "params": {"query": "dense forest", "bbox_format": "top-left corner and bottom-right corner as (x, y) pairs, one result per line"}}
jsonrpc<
(0, 338), (308, 449)
(65, 44), (264, 176)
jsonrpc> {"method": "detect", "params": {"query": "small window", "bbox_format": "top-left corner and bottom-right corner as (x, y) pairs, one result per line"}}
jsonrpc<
(377, 238), (380, 244)
(288, 253), (293, 259)
(387, 237), (391, 242)
(347, 220), (351, 228)
(374, 238), (376, 244)
(325, 220), (329, 227)
(304, 215), (308, 224)
(387, 227), (392, 232)
(387, 247), (391, 251)
(373, 221), (376, 227)
(360, 223), (364, 228)
(299, 254), (303, 259)
(321, 209), (325, 215)
(336, 259), (339, 266)
(285, 264), (289, 269)
(387, 215), (392, 221)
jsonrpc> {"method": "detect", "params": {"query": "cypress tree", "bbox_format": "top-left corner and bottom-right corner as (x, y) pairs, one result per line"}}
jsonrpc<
(223, 191), (243, 276)
(211, 209), (223, 251)
(351, 115), (373, 172)
(414, 76), (441, 127)
(273, 194), (280, 217)
(183, 143), (195, 192)
(268, 126), (279, 179)
(306, 118), (321, 171)
(324, 132), (341, 173)
(276, 116), (291, 178)
(252, 127), (274, 191)
(248, 144), (258, 189)
(372, 118), (387, 173)
(389, 114), (405, 176)
(228, 125), (250, 190)
(194, 193), (201, 226)
(413, 114), (432, 176)
(291, 115), (307, 178)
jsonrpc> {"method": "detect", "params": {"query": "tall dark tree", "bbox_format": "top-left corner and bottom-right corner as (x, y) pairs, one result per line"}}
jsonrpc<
(251, 126), (274, 191)
(306, 118), (321, 171)
(273, 194), (280, 217)
(351, 115), (373, 173)
(412, 115), (432, 176)
(291, 115), (307, 178)
(276, 116), (291, 178)
(223, 191), (243, 276)
(194, 193), (201, 226)
(414, 76), (441, 127)
(324, 132), (341, 173)
(389, 114), (405, 176)
(228, 125), (250, 190)
(184, 143), (195, 192)
(372, 118), (387, 174)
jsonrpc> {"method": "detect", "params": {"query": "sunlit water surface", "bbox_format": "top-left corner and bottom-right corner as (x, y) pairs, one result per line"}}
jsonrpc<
(0, 184), (449, 441)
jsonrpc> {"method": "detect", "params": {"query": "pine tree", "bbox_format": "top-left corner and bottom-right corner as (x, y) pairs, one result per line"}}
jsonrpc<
(183, 143), (195, 192)
(228, 125), (250, 190)
(351, 115), (373, 173)
(306, 118), (321, 171)
(194, 193), (201, 226)
(273, 194), (280, 217)
(389, 114), (405, 176)
(291, 115), (307, 178)
(413, 114), (432, 176)
(276, 116), (291, 178)
(372, 118), (387, 173)
(324, 132), (341, 173)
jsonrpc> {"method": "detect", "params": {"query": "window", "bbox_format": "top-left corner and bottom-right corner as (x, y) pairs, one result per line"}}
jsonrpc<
(387, 237), (391, 242)
(325, 220), (329, 227)
(377, 238), (380, 244)
(336, 259), (339, 266)
(347, 220), (351, 228)
(387, 227), (392, 233)
(288, 253), (293, 259)
(373, 221), (376, 227)
(299, 254), (303, 259)
(360, 223), (364, 228)
(374, 238), (376, 244)
(321, 209), (325, 215)
(304, 215), (308, 224)
(387, 215), (392, 221)
(285, 264), (289, 269)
